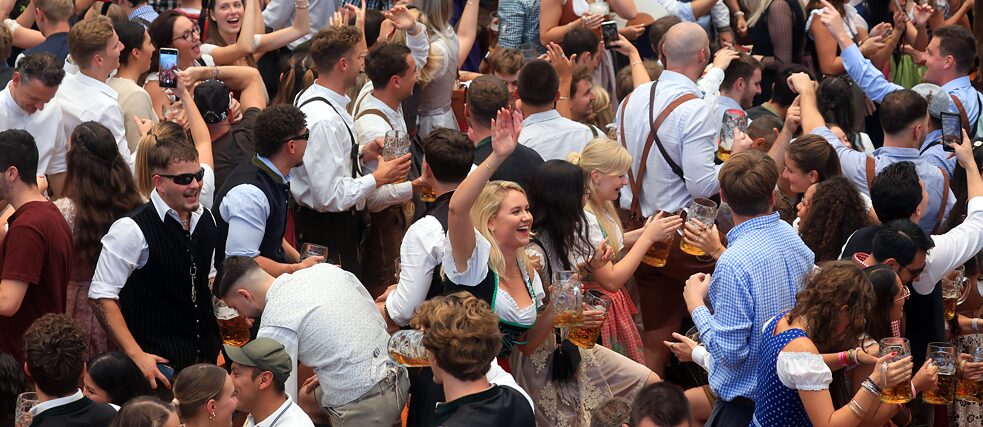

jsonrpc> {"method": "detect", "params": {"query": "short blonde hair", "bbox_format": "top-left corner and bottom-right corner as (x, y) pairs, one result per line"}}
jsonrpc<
(471, 181), (535, 278)
(411, 292), (501, 381)
(68, 15), (114, 69)
(569, 138), (632, 253)
(0, 24), (12, 61)
(37, 0), (74, 23)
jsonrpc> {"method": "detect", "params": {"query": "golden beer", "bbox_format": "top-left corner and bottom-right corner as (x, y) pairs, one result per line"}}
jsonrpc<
(680, 239), (706, 257)
(554, 311), (584, 328)
(880, 382), (913, 404)
(388, 351), (429, 367)
(716, 145), (731, 162)
(218, 315), (251, 347)
(944, 295), (958, 320)
(957, 377), (980, 402)
(923, 372), (956, 405)
(420, 186), (437, 202)
(568, 325), (601, 348)
(643, 238), (672, 267)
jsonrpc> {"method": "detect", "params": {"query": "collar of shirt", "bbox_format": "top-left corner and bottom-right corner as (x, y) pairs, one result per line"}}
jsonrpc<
(718, 95), (744, 113)
(72, 72), (118, 100)
(522, 109), (562, 126)
(128, 4), (156, 19)
(942, 75), (973, 92)
(475, 136), (492, 150)
(246, 397), (292, 426)
(659, 70), (702, 96)
(363, 91), (401, 118)
(150, 187), (206, 231)
(30, 390), (84, 417)
(308, 82), (351, 111)
(0, 85), (27, 116)
(922, 130), (943, 149)
(725, 212), (780, 243)
(434, 386), (498, 420)
(257, 155), (290, 183)
(873, 145), (920, 160)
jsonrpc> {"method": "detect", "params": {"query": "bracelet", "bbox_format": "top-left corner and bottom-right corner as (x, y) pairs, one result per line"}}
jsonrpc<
(211, 66), (219, 80)
(630, 60), (643, 66)
(838, 351), (849, 368)
(850, 399), (867, 417)
(974, 317), (980, 333)
(558, 96), (570, 100)
(734, 11), (745, 16)
(863, 378), (882, 394)
(847, 400), (863, 418)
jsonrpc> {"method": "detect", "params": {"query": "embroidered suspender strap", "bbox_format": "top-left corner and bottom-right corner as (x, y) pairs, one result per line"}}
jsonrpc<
(933, 166), (950, 234)
(297, 96), (360, 178)
(354, 108), (394, 129)
(951, 94), (971, 135)
(864, 156), (876, 191)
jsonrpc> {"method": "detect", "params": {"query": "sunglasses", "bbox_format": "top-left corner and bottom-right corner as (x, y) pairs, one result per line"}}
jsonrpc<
(282, 130), (310, 144)
(157, 167), (205, 185)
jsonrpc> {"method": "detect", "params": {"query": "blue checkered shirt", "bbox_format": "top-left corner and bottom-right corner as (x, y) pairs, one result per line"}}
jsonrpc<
(497, 0), (545, 56)
(128, 5), (159, 26)
(692, 212), (815, 401)
(339, 0), (390, 8)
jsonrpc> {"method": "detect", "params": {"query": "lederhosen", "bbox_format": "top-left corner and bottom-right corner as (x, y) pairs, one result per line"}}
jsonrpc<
(293, 91), (368, 279)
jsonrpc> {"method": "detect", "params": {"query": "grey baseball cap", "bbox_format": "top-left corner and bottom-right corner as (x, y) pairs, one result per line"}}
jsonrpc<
(911, 83), (953, 119)
(224, 338), (292, 384)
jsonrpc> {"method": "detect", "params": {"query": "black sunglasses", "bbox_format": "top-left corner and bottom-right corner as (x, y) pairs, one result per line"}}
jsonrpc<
(157, 167), (205, 185)
(282, 130), (310, 144)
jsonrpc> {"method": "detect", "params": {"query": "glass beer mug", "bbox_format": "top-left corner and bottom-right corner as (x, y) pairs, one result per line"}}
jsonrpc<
(942, 265), (969, 320)
(213, 298), (251, 347)
(879, 337), (913, 404)
(923, 342), (956, 405)
(679, 198), (718, 257)
(567, 290), (612, 349)
(717, 109), (748, 162)
(551, 271), (583, 328)
(388, 330), (429, 367)
(957, 346), (983, 402)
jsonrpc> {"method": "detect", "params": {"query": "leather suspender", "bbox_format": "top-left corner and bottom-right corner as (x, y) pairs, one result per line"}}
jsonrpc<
(297, 95), (361, 179)
(933, 166), (950, 234)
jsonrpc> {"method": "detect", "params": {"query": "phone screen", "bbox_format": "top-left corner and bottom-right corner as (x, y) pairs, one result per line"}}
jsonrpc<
(941, 112), (962, 152)
(158, 48), (178, 89)
(601, 21), (619, 49)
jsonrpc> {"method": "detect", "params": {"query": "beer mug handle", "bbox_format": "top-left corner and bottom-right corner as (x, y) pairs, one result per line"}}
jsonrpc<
(959, 278), (971, 305)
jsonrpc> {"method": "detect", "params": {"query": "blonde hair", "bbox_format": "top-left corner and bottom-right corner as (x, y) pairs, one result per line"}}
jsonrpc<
(134, 121), (188, 198)
(471, 181), (535, 278)
(389, 8), (440, 86)
(171, 364), (227, 422)
(588, 85), (614, 131)
(415, 0), (452, 34)
(68, 15), (114, 69)
(568, 138), (632, 253)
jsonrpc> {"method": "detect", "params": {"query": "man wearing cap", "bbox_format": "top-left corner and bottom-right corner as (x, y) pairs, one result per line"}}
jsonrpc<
(181, 66), (267, 192)
(226, 338), (314, 427)
(213, 104), (319, 276)
(214, 256), (409, 426)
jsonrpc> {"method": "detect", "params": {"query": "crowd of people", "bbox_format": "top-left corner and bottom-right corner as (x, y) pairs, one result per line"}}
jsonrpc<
(1, 0), (983, 425)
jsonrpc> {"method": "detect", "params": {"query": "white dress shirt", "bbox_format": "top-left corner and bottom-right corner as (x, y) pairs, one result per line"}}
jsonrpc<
(30, 390), (85, 417)
(291, 83), (411, 213)
(243, 397), (314, 427)
(220, 156), (286, 258)
(263, 0), (334, 49)
(55, 72), (133, 171)
(386, 215), (445, 326)
(518, 110), (594, 161)
(0, 84), (67, 177)
(353, 91), (406, 175)
(89, 190), (212, 300)
(910, 196), (983, 295)
(616, 71), (722, 216)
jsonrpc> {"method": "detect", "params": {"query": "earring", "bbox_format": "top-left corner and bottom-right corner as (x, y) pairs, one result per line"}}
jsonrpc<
(210, 411), (216, 421)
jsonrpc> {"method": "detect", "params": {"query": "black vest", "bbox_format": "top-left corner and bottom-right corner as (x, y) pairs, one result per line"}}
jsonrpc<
(120, 199), (221, 371)
(213, 156), (289, 266)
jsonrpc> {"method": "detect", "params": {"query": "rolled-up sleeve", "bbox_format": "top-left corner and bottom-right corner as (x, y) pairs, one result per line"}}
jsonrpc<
(441, 229), (492, 287)
(914, 196), (983, 294)
(89, 218), (148, 300)
(386, 218), (444, 325)
(220, 184), (271, 258)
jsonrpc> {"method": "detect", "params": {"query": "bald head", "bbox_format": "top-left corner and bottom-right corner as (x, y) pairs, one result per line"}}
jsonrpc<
(662, 22), (709, 69)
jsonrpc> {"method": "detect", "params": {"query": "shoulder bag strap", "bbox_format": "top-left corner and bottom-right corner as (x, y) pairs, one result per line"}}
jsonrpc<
(933, 166), (950, 234)
(951, 94), (971, 135)
(864, 156), (876, 191)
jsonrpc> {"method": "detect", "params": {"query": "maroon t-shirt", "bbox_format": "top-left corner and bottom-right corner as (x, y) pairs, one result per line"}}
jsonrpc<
(0, 201), (72, 362)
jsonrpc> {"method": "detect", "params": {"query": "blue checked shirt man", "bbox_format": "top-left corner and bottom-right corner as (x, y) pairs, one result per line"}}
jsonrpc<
(497, 0), (545, 58)
(683, 153), (814, 423)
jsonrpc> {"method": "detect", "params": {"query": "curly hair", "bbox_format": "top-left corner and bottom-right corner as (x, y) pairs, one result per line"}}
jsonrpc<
(788, 261), (875, 353)
(24, 314), (87, 396)
(798, 176), (869, 262)
(253, 105), (307, 157)
(0, 352), (27, 427)
(64, 122), (145, 269)
(410, 292), (502, 381)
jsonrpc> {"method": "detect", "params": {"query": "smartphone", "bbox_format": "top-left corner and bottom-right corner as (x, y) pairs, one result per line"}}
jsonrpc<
(156, 363), (175, 382)
(941, 111), (962, 152)
(601, 21), (619, 49)
(158, 48), (179, 89)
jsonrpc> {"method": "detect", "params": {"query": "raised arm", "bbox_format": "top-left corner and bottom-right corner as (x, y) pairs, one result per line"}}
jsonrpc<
(180, 65), (268, 111)
(590, 213), (683, 291)
(208, 0), (258, 65)
(455, 0), (479, 67)
(254, 0), (310, 56)
(788, 72), (824, 134)
(447, 108), (521, 272)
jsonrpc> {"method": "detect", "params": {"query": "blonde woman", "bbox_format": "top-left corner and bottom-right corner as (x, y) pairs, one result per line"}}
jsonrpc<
(569, 138), (682, 364)
(586, 86), (614, 135)
(413, 0), (478, 135)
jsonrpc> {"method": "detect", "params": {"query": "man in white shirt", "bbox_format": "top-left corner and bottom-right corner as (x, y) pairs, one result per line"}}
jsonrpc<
(0, 53), (68, 198)
(291, 26), (415, 281)
(55, 16), (131, 170)
(354, 41), (419, 295)
(227, 338), (315, 427)
(516, 59), (593, 161)
(215, 256), (410, 427)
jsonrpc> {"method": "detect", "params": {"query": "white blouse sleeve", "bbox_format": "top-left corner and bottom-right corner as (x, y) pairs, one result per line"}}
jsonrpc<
(776, 352), (833, 391)
(441, 229), (491, 287)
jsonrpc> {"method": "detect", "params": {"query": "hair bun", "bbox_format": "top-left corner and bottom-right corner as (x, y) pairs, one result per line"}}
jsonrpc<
(567, 152), (582, 165)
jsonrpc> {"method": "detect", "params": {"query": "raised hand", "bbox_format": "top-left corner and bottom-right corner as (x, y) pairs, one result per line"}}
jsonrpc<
(546, 42), (576, 80)
(712, 47), (740, 70)
(818, 0), (848, 38)
(386, 4), (417, 30)
(578, 12), (603, 29)
(490, 107), (522, 159)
